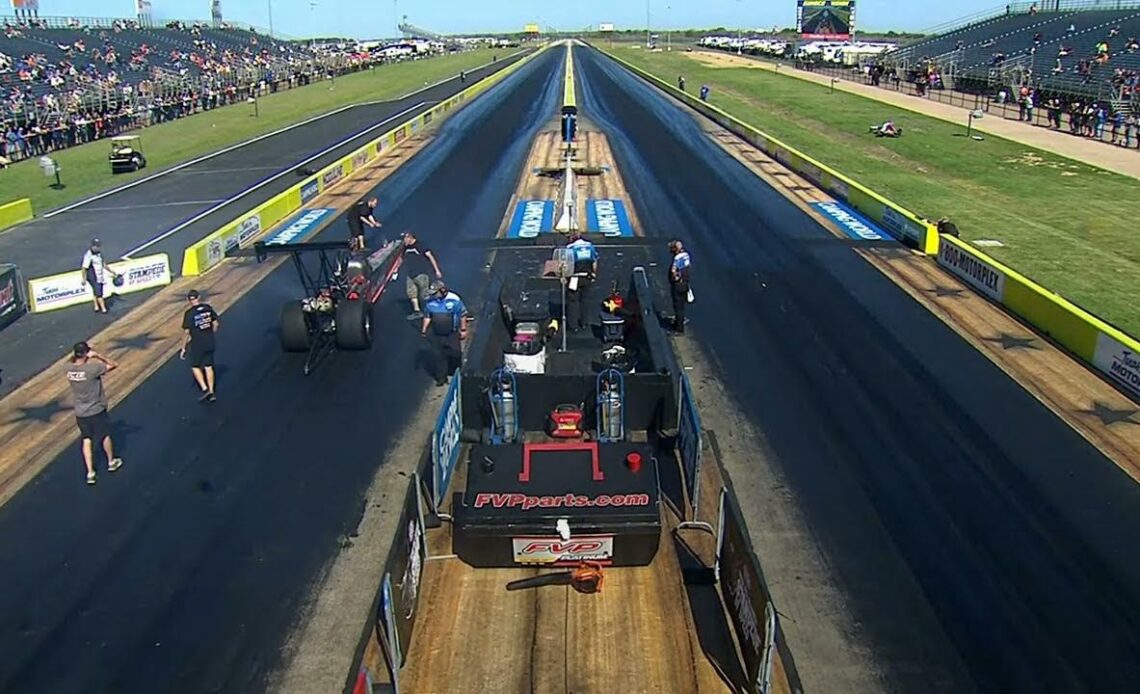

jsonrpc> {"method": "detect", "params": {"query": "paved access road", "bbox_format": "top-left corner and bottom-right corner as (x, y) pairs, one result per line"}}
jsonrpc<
(0, 47), (563, 693)
(575, 46), (1140, 693)
(0, 52), (527, 398)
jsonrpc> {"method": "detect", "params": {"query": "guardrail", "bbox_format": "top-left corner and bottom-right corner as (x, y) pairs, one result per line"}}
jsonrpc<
(594, 46), (941, 256)
(182, 44), (554, 277)
(937, 235), (1140, 398)
(0, 199), (33, 233)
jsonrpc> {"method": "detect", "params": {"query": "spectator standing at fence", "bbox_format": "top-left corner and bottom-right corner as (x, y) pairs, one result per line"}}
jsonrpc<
(66, 341), (123, 485)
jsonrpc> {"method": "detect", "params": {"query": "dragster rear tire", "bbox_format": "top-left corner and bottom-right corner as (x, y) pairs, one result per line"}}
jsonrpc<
(335, 299), (372, 350)
(280, 301), (312, 352)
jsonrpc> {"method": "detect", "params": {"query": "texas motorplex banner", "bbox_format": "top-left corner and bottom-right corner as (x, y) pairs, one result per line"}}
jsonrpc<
(27, 254), (172, 313)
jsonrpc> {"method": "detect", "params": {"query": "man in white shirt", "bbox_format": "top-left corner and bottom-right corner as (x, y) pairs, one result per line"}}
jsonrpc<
(80, 238), (119, 313)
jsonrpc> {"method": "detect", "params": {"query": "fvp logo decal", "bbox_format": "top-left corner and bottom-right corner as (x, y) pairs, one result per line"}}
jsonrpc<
(811, 201), (891, 241)
(586, 199), (633, 237)
(507, 200), (555, 238)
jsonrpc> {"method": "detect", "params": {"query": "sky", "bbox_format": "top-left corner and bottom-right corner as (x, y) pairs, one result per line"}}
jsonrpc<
(21, 1), (1013, 39)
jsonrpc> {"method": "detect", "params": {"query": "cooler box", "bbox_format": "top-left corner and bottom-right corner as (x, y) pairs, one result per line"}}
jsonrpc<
(453, 442), (662, 568)
(505, 339), (546, 374)
(600, 312), (625, 342)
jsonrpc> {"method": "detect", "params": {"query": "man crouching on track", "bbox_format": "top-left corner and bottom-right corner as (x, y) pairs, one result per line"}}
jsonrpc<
(401, 232), (443, 320)
(421, 281), (468, 387)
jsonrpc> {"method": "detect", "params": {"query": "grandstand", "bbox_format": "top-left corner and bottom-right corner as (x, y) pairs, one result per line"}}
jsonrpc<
(0, 13), (456, 163)
(885, 1), (1140, 103)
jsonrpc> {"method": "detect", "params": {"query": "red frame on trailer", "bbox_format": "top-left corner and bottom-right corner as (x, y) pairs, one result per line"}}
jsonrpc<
(519, 441), (604, 483)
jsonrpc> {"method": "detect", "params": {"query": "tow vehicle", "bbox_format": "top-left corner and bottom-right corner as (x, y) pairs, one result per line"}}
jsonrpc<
(251, 238), (404, 375)
(109, 135), (147, 173)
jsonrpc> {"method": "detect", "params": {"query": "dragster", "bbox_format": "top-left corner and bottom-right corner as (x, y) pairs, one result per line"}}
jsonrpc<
(249, 238), (404, 375)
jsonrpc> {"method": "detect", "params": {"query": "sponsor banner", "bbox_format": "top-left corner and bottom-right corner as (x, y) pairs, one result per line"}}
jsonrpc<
(383, 473), (426, 669)
(28, 253), (171, 313)
(320, 164), (344, 189)
(351, 148), (372, 170)
(585, 199), (633, 237)
(379, 573), (400, 689)
(512, 536), (615, 564)
(423, 111), (434, 125)
(880, 206), (922, 244)
(394, 126), (407, 144)
(937, 238), (1006, 303)
(0, 264), (25, 329)
(300, 177), (320, 204)
(506, 200), (555, 238)
(1093, 332), (1140, 398)
(410, 118), (421, 135)
(811, 201), (891, 241)
(677, 373), (703, 516)
(232, 214), (262, 250)
(264, 208), (336, 245)
(472, 492), (652, 510)
(431, 370), (462, 507)
(722, 494), (774, 693)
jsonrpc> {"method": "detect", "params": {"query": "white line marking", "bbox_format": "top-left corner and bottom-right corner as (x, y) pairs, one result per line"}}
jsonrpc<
(172, 166), (281, 175)
(42, 51), (525, 219)
(84, 200), (226, 211)
(121, 101), (424, 259)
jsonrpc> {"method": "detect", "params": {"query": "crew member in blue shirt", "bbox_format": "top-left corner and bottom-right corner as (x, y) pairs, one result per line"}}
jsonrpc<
(564, 232), (598, 332)
(667, 240), (692, 334)
(421, 281), (468, 387)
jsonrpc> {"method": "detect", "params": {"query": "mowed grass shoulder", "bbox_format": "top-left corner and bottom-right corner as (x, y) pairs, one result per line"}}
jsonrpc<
(612, 46), (1140, 337)
(2, 49), (500, 214)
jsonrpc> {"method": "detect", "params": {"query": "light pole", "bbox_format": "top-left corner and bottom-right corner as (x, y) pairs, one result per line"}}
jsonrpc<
(646, 0), (651, 49)
(267, 0), (275, 38)
(736, 0), (742, 55)
(666, 5), (671, 51)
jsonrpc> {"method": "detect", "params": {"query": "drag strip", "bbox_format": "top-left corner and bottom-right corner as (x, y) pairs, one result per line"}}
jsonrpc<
(0, 47), (562, 694)
(576, 46), (1140, 693)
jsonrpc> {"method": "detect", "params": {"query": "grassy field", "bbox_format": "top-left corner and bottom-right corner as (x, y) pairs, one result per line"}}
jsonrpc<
(1, 49), (501, 214)
(610, 46), (1140, 338)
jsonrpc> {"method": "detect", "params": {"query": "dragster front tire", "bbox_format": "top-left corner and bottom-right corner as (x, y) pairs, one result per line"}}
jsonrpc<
(280, 301), (312, 352)
(335, 299), (372, 350)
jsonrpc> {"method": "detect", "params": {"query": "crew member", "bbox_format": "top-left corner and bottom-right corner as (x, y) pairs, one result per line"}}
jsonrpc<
(667, 240), (692, 334)
(179, 289), (220, 402)
(80, 238), (120, 314)
(564, 232), (598, 332)
(66, 341), (123, 485)
(421, 281), (468, 387)
(401, 232), (443, 320)
(348, 196), (381, 252)
(678, 75), (685, 91)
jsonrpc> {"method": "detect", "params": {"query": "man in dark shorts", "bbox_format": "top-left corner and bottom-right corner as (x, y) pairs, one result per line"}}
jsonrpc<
(421, 281), (468, 387)
(180, 289), (220, 402)
(401, 232), (443, 320)
(348, 196), (381, 251)
(66, 341), (123, 485)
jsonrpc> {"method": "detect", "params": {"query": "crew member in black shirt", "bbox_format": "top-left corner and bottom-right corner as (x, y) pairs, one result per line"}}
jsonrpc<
(348, 196), (381, 252)
(401, 232), (443, 320)
(180, 289), (220, 402)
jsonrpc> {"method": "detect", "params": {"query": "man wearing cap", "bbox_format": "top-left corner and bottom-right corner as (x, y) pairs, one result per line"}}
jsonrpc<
(80, 238), (121, 314)
(348, 196), (381, 252)
(420, 281), (468, 387)
(180, 289), (220, 401)
(565, 231), (598, 332)
(667, 240), (692, 334)
(401, 232), (443, 320)
(65, 341), (123, 485)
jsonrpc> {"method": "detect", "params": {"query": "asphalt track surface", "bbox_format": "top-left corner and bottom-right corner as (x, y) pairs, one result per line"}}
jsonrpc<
(1, 44), (1138, 694)
(0, 47), (563, 693)
(0, 53), (526, 398)
(574, 47), (1140, 693)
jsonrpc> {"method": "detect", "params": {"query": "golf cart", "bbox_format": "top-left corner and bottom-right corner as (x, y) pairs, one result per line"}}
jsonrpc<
(109, 135), (147, 173)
